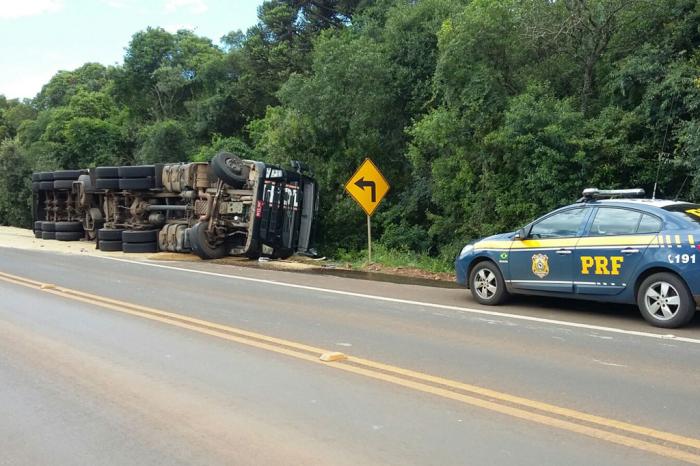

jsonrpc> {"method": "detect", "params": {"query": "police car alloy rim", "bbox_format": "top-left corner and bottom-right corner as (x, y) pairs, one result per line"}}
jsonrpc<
(474, 269), (497, 300)
(644, 281), (681, 321)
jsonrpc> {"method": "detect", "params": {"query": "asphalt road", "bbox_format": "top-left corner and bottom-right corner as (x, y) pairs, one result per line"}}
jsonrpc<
(0, 246), (699, 465)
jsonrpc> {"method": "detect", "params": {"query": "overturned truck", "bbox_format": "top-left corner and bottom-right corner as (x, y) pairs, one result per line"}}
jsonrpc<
(30, 152), (318, 259)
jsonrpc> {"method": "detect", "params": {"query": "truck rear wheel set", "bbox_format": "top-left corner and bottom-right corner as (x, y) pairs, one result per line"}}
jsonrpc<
(31, 152), (319, 260)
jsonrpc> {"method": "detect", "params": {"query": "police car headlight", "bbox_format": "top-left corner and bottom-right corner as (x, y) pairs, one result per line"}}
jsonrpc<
(459, 244), (474, 257)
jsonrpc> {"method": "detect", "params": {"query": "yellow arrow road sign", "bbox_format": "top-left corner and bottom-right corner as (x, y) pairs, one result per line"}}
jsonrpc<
(345, 158), (390, 216)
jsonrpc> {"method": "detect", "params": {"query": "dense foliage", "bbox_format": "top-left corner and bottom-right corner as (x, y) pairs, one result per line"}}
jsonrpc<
(2, 0), (699, 266)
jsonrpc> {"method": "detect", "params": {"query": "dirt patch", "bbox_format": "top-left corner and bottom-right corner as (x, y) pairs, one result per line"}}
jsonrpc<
(0, 226), (455, 286)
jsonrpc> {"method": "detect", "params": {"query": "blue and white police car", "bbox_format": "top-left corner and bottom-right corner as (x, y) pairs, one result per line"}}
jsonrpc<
(455, 188), (700, 328)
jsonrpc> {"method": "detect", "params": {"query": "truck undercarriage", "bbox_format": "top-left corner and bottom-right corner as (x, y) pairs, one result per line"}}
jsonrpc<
(30, 152), (318, 260)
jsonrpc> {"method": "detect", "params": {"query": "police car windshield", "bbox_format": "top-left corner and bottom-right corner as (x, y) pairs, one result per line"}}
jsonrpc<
(662, 203), (700, 225)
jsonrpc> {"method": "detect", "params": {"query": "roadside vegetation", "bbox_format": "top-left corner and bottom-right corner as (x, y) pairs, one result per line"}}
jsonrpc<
(1, 0), (700, 273)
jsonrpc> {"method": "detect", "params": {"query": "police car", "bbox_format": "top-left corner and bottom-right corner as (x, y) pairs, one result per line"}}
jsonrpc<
(455, 188), (700, 328)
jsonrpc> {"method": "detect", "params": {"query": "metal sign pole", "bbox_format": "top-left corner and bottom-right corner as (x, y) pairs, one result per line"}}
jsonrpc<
(367, 214), (372, 263)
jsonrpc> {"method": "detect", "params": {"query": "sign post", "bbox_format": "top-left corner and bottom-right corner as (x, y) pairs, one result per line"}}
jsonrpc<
(344, 158), (390, 263)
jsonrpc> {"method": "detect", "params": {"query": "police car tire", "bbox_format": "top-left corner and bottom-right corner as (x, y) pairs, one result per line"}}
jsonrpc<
(469, 261), (509, 305)
(637, 273), (695, 329)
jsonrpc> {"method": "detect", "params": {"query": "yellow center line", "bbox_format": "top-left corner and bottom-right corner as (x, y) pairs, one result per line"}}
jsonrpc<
(1, 270), (699, 464)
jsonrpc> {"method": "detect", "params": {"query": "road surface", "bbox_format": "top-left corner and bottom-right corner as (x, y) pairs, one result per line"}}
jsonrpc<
(0, 246), (698, 465)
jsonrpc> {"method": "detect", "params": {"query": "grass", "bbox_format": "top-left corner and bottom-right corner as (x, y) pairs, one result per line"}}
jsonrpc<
(333, 243), (454, 274)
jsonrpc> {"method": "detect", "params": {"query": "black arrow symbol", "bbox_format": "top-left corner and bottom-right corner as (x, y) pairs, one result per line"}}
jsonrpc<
(354, 177), (376, 202)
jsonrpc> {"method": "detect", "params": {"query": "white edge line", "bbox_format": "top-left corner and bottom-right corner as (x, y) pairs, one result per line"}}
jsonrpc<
(93, 255), (700, 346)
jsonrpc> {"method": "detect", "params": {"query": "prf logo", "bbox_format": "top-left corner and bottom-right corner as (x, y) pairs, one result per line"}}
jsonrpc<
(531, 254), (549, 278)
(581, 256), (624, 275)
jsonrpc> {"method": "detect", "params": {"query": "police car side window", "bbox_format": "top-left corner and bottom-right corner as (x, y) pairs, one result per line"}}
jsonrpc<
(589, 208), (641, 236)
(637, 214), (662, 233)
(529, 208), (586, 239)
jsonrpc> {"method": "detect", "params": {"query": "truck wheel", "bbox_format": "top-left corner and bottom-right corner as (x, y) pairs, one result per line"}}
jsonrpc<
(122, 230), (159, 243)
(55, 221), (84, 232)
(95, 178), (120, 190)
(41, 221), (56, 232)
(123, 242), (158, 253)
(118, 177), (154, 190)
(118, 165), (155, 178)
(38, 172), (54, 181)
(34, 221), (43, 231)
(53, 170), (84, 180)
(55, 231), (83, 241)
(34, 231), (42, 238)
(189, 222), (228, 259)
(211, 152), (247, 187)
(32, 182), (40, 192)
(41, 231), (56, 240)
(95, 166), (119, 178)
(469, 261), (510, 305)
(98, 228), (124, 241)
(39, 181), (54, 190)
(98, 240), (122, 251)
(637, 272), (695, 328)
(32, 173), (41, 181)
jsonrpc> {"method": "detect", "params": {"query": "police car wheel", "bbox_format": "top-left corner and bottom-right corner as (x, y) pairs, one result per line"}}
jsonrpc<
(469, 262), (509, 305)
(637, 273), (695, 328)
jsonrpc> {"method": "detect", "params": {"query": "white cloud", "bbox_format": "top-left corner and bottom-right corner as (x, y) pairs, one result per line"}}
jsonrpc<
(163, 23), (195, 33)
(101, 0), (130, 8)
(163, 0), (207, 15)
(0, 0), (64, 20)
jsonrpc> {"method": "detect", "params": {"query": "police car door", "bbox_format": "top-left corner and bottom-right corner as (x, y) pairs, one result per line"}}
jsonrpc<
(509, 207), (589, 293)
(574, 207), (659, 296)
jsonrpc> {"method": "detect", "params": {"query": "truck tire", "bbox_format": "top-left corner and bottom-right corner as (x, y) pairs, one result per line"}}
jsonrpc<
(95, 178), (120, 190)
(39, 181), (54, 190)
(122, 230), (159, 243)
(32, 182), (40, 192)
(34, 231), (42, 238)
(34, 221), (43, 231)
(211, 152), (247, 187)
(118, 165), (155, 178)
(118, 177), (154, 190)
(53, 170), (84, 180)
(55, 221), (84, 232)
(53, 179), (75, 190)
(41, 221), (56, 232)
(189, 222), (228, 259)
(32, 173), (41, 181)
(42, 231), (56, 240)
(38, 172), (54, 181)
(56, 231), (83, 241)
(98, 240), (122, 251)
(123, 241), (158, 253)
(95, 166), (119, 178)
(98, 228), (124, 241)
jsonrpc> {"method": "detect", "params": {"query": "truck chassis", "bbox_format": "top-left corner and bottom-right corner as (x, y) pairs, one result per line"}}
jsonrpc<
(30, 152), (318, 259)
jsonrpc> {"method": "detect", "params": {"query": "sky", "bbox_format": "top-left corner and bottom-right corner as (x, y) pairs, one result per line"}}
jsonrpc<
(0, 0), (264, 100)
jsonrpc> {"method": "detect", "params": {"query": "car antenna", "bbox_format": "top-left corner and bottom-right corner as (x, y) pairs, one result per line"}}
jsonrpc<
(651, 152), (664, 200)
(674, 175), (689, 201)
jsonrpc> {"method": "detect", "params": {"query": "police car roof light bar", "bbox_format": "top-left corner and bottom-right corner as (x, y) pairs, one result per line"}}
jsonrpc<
(580, 188), (645, 202)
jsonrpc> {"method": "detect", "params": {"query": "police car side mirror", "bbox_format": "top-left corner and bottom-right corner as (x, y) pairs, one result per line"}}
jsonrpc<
(514, 229), (525, 240)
